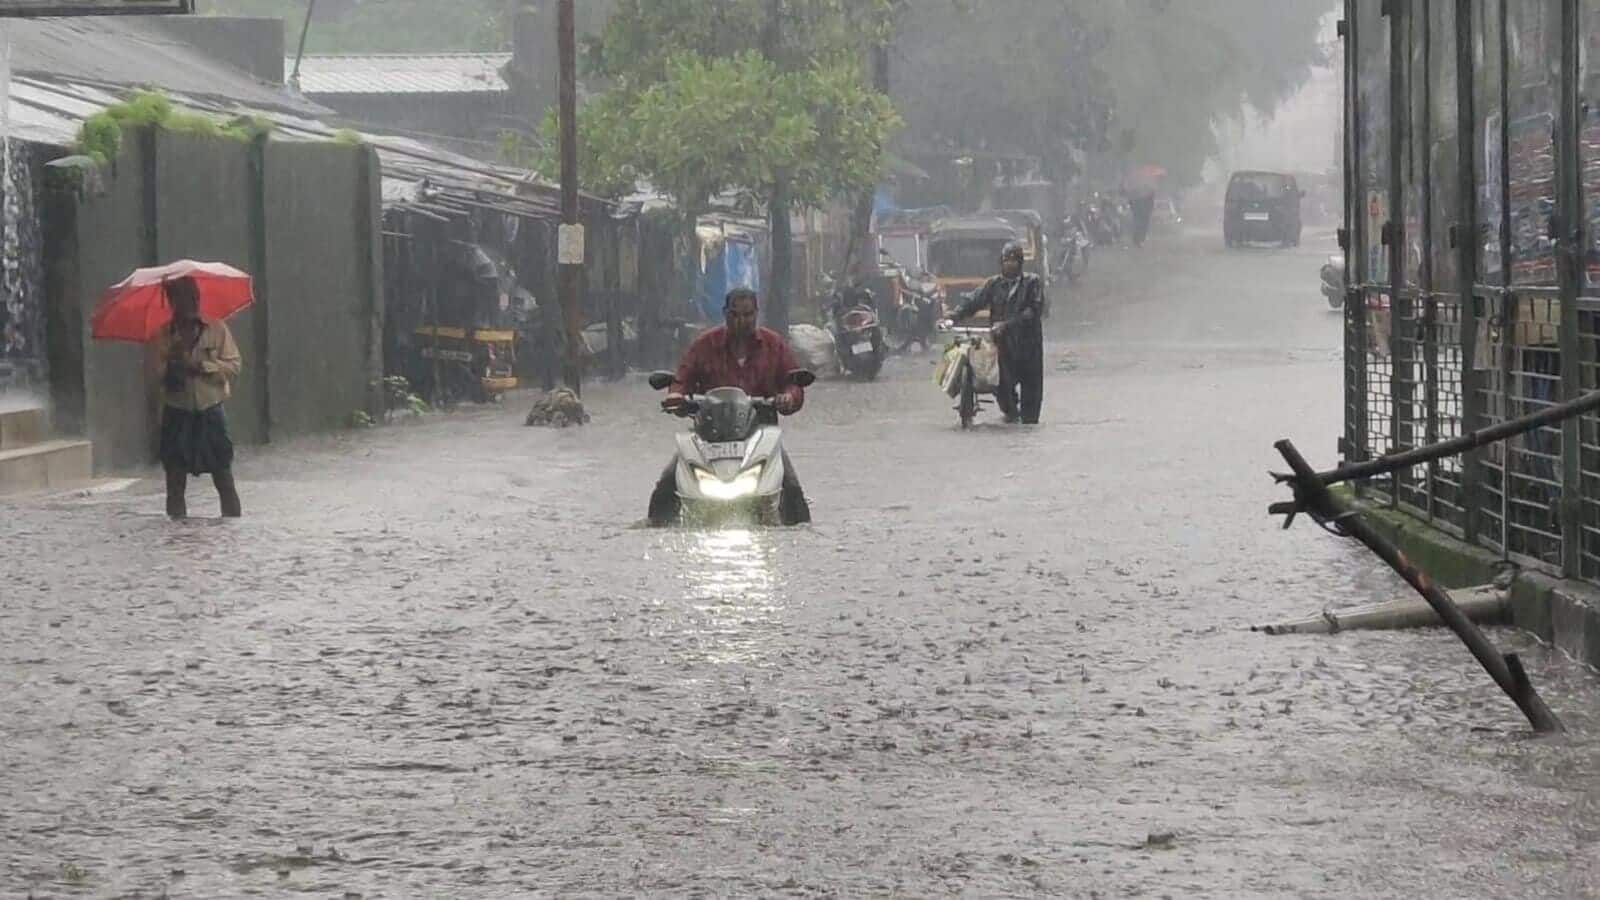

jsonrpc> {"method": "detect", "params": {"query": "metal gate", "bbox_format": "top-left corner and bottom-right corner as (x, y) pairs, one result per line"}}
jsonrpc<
(1343, 0), (1600, 582)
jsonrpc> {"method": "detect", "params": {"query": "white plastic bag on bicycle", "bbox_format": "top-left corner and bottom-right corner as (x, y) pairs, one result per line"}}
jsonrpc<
(937, 337), (1000, 396)
(968, 339), (1000, 391)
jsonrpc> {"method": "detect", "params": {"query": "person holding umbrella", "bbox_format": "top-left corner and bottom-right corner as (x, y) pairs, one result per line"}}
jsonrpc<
(1125, 164), (1166, 248)
(150, 275), (243, 518)
(92, 260), (254, 519)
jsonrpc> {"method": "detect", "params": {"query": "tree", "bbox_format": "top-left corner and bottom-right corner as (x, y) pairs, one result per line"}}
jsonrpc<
(559, 0), (900, 332)
(890, 0), (1332, 191)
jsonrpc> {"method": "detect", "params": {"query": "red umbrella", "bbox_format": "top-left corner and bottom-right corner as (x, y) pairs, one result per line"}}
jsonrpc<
(90, 260), (255, 343)
(1126, 164), (1168, 194)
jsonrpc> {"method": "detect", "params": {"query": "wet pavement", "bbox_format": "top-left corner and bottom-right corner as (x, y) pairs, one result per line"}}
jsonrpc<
(6, 227), (1600, 897)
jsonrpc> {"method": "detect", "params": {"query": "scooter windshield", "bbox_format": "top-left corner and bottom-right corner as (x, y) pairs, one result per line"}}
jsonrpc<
(695, 388), (758, 442)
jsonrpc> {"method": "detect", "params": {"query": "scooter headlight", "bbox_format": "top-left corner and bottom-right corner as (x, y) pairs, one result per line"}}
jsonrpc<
(696, 465), (763, 501)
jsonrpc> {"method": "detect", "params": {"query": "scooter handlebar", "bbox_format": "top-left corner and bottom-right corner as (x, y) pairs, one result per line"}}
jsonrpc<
(942, 323), (992, 336)
(662, 394), (781, 416)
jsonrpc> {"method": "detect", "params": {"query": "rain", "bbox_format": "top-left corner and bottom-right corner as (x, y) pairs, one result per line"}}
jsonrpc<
(3, 1), (1600, 897)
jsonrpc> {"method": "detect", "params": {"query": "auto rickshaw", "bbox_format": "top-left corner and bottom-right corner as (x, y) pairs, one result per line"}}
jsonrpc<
(926, 216), (1021, 323)
(868, 206), (948, 310)
(988, 209), (1050, 284)
(409, 242), (520, 404)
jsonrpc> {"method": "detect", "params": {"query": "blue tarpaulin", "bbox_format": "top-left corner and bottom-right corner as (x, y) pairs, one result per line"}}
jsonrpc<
(696, 235), (761, 321)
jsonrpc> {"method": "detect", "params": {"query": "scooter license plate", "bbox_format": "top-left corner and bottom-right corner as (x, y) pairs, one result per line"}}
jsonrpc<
(701, 441), (745, 460)
(851, 341), (873, 355)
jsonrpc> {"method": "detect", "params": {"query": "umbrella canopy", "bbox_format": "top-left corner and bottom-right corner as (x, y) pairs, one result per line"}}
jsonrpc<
(1126, 163), (1168, 194)
(90, 260), (255, 343)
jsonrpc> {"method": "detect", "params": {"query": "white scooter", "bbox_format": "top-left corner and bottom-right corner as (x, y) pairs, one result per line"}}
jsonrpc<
(646, 369), (816, 526)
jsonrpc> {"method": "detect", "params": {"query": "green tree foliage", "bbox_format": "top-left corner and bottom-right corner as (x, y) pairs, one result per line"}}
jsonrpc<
(587, 0), (893, 87)
(541, 49), (897, 215)
(558, 0), (900, 212)
(556, 0), (899, 329)
(892, 0), (1333, 184)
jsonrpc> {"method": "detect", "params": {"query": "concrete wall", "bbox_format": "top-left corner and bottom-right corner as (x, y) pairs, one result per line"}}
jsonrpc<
(153, 17), (286, 85)
(44, 128), (384, 474)
(155, 131), (267, 446)
(263, 141), (383, 437)
(1357, 498), (1600, 672)
(69, 134), (157, 472)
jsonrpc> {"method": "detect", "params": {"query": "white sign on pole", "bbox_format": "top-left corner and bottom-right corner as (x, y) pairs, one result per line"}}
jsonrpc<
(558, 224), (585, 265)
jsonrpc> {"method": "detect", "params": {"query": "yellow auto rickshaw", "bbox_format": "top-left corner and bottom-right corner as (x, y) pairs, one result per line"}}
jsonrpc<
(927, 216), (1021, 322)
(408, 243), (519, 404)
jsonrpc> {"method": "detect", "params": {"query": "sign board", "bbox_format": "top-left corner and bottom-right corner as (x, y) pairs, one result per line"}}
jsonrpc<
(557, 224), (585, 265)
(0, 0), (192, 15)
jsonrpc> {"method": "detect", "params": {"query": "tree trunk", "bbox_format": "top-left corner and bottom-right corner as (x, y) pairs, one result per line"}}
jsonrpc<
(768, 175), (792, 336)
(847, 39), (891, 282)
(761, 0), (792, 335)
(679, 209), (701, 332)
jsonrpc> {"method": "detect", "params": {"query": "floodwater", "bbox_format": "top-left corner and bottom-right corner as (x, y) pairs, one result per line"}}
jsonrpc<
(6, 227), (1600, 898)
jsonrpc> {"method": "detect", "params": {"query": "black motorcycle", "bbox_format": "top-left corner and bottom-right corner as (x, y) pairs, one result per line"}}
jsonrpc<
(1054, 215), (1093, 283)
(1082, 195), (1120, 248)
(894, 282), (940, 354)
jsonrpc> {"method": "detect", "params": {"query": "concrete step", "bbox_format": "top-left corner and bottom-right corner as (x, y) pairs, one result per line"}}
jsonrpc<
(0, 407), (46, 450)
(0, 439), (93, 495)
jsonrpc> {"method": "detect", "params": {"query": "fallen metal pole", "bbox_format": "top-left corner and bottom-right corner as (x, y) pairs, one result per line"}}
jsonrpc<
(1253, 584), (1506, 635)
(1273, 439), (1564, 733)
(1306, 387), (1600, 488)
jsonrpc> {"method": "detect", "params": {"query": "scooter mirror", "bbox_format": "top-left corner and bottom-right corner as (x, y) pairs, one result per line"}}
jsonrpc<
(647, 371), (675, 391)
(789, 369), (817, 389)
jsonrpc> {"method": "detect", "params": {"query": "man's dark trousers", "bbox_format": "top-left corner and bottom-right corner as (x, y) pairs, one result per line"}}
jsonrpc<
(996, 345), (1043, 424)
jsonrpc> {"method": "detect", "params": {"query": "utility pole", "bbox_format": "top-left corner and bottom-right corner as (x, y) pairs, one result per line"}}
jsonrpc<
(288, 0), (318, 93)
(557, 0), (583, 392)
(763, 0), (792, 336)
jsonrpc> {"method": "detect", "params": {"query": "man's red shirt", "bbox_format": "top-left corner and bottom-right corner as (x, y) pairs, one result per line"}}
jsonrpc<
(671, 325), (805, 412)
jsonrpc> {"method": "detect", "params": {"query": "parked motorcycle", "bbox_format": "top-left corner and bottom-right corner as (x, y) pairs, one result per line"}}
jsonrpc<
(829, 286), (888, 380)
(1320, 254), (1346, 309)
(894, 279), (941, 353)
(646, 369), (816, 527)
(1082, 194), (1122, 247)
(1054, 214), (1093, 282)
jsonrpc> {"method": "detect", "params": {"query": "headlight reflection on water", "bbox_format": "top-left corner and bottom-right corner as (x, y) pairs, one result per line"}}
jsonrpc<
(676, 527), (782, 665)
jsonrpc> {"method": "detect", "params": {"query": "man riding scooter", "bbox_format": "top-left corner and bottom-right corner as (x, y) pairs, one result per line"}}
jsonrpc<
(946, 242), (1045, 424)
(650, 287), (811, 525)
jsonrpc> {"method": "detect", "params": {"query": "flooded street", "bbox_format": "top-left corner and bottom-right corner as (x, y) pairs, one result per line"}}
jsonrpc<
(8, 228), (1600, 897)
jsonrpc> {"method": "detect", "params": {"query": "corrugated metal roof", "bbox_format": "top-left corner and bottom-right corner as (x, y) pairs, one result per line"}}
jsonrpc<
(7, 17), (326, 116)
(291, 53), (513, 96)
(8, 72), (615, 224)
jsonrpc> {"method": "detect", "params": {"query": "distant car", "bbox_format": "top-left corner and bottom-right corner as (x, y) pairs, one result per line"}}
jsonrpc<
(1224, 170), (1303, 248)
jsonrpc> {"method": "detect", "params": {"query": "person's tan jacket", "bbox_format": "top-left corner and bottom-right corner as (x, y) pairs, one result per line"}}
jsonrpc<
(147, 319), (242, 411)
